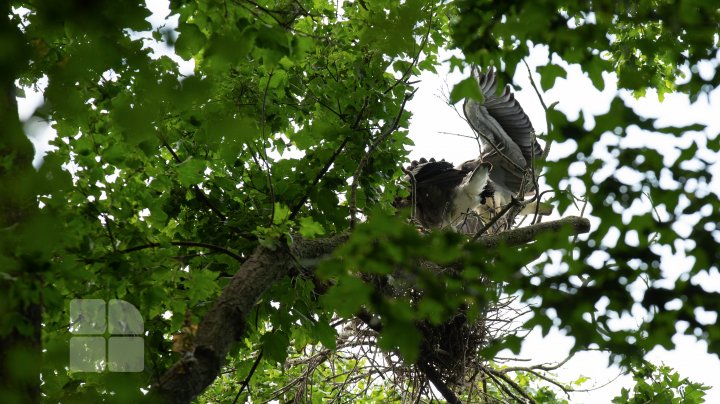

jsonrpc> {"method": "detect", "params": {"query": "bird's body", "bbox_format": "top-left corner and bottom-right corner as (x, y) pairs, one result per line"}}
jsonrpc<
(403, 158), (492, 229)
(400, 67), (551, 231)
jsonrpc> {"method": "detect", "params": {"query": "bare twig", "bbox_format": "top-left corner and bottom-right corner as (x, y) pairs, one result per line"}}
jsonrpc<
(349, 89), (416, 227)
(522, 59), (552, 159)
(472, 197), (519, 240)
(482, 364), (536, 403)
(482, 367), (528, 403)
(437, 131), (478, 139)
(232, 349), (264, 404)
(162, 140), (227, 221)
(119, 241), (245, 263)
(259, 70), (276, 226)
(499, 355), (575, 397)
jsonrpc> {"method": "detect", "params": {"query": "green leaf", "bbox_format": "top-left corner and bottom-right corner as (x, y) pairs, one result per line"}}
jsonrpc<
(111, 97), (156, 145)
(102, 143), (127, 165)
(587, 59), (606, 91)
(261, 330), (290, 364)
(298, 216), (325, 238)
(320, 277), (372, 317)
(268, 69), (288, 89)
(392, 60), (412, 74)
(272, 203), (290, 225)
(176, 158), (206, 186)
(204, 115), (258, 145)
(378, 321), (420, 363)
(417, 298), (445, 324)
(175, 23), (207, 59)
(312, 321), (337, 350)
(185, 270), (220, 303)
(537, 64), (567, 91)
(449, 77), (484, 104)
(291, 36), (314, 61)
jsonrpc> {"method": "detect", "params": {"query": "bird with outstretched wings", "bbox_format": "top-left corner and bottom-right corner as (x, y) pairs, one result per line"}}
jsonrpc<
(399, 68), (549, 230)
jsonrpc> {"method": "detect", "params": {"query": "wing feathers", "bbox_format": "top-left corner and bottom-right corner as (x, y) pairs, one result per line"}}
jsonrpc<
(477, 69), (541, 166)
(463, 67), (544, 195)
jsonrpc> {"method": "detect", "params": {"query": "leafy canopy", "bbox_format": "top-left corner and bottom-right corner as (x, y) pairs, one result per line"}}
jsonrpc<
(1, 0), (718, 402)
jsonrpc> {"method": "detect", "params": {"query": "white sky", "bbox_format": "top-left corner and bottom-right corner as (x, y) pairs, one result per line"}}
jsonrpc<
(17, 1), (720, 402)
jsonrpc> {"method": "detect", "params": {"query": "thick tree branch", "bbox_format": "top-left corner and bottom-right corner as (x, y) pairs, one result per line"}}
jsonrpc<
(476, 216), (590, 249)
(152, 237), (345, 403)
(153, 245), (291, 402)
(151, 217), (589, 402)
(417, 361), (462, 404)
(0, 45), (43, 403)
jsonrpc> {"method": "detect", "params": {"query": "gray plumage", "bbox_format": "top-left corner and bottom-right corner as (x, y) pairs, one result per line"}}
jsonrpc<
(463, 67), (543, 204)
(398, 68), (549, 230)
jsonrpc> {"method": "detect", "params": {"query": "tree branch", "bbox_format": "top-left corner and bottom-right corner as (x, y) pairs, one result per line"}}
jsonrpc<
(475, 216), (590, 249)
(153, 245), (291, 402)
(349, 90), (416, 227)
(119, 241), (245, 263)
(151, 237), (345, 403)
(417, 361), (462, 404)
(471, 198), (519, 240)
(161, 140), (228, 221)
(522, 59), (553, 161)
(232, 349), (263, 404)
(150, 216), (590, 402)
(482, 364), (536, 403)
(289, 97), (367, 220)
(289, 136), (350, 220)
(258, 69), (276, 226)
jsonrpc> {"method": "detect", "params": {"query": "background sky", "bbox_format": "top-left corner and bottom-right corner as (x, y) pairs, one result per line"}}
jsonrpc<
(16, 1), (720, 401)
(406, 46), (720, 402)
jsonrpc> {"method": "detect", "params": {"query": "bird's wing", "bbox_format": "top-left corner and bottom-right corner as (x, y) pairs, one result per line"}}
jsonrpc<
(407, 160), (464, 188)
(463, 67), (543, 194)
(478, 68), (542, 163)
(402, 160), (467, 228)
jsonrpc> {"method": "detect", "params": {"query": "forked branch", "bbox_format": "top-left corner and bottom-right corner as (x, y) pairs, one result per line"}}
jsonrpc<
(151, 216), (590, 403)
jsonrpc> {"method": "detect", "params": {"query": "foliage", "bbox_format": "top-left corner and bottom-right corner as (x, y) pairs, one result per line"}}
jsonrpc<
(452, 0), (720, 365)
(612, 361), (709, 403)
(1, 0), (718, 402)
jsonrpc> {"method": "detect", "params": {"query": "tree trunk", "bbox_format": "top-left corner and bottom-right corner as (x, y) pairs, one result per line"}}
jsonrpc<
(0, 10), (42, 403)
